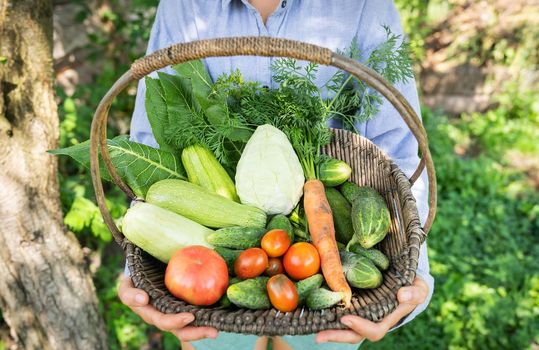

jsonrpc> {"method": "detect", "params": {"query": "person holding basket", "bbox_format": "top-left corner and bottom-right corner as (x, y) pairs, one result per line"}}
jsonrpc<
(118, 0), (433, 349)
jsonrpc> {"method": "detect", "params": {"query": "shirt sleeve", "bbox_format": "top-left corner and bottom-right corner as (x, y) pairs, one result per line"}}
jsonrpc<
(356, 0), (434, 328)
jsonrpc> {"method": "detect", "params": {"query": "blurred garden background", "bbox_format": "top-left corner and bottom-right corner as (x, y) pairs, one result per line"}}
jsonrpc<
(11, 0), (537, 349)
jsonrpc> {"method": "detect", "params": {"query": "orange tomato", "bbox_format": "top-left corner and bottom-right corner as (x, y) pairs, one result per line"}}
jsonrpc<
(283, 242), (320, 280)
(266, 274), (299, 312)
(234, 248), (268, 279)
(265, 257), (284, 276)
(261, 229), (291, 257)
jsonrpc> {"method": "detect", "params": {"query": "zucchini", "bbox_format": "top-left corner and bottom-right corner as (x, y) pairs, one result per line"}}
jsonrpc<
(325, 187), (354, 244)
(319, 158), (352, 187)
(296, 274), (324, 304)
(207, 227), (266, 249)
(146, 179), (267, 228)
(306, 288), (343, 310)
(348, 243), (390, 270)
(267, 214), (294, 241)
(227, 277), (270, 309)
(121, 202), (213, 263)
(214, 247), (243, 275)
(181, 145), (240, 202)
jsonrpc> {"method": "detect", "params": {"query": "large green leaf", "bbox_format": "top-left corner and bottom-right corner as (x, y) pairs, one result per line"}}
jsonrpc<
(49, 135), (186, 198)
(173, 60), (230, 127)
(145, 77), (177, 153)
(157, 71), (202, 125)
(172, 60), (213, 107)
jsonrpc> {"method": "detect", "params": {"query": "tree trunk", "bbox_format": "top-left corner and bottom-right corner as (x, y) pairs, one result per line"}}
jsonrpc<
(0, 1), (108, 349)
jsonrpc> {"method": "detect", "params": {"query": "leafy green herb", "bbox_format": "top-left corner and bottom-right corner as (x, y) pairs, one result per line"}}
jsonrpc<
(145, 64), (253, 168)
(49, 135), (186, 197)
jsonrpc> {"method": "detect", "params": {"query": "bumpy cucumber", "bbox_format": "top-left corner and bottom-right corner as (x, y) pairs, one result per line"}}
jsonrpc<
(340, 182), (381, 203)
(227, 277), (270, 309)
(319, 158), (352, 187)
(306, 288), (343, 310)
(296, 274), (324, 304)
(340, 251), (383, 289)
(207, 227), (266, 249)
(267, 214), (294, 241)
(348, 243), (390, 270)
(214, 247), (243, 275)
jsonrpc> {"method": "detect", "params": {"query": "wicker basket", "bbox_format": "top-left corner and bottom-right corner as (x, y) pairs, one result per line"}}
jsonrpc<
(89, 37), (437, 336)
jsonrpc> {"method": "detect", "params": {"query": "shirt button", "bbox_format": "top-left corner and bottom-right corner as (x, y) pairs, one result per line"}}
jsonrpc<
(281, 1), (287, 8)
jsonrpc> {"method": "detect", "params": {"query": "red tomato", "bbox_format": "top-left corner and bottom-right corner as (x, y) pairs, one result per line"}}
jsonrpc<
(261, 229), (291, 257)
(265, 257), (284, 276)
(283, 242), (320, 280)
(234, 248), (268, 279)
(165, 245), (228, 306)
(266, 274), (299, 312)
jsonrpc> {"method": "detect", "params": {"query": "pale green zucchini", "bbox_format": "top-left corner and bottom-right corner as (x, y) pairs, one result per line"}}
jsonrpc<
(146, 179), (267, 228)
(121, 202), (213, 263)
(181, 145), (240, 202)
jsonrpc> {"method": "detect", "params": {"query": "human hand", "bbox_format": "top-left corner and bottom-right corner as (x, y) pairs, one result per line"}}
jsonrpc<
(118, 275), (218, 341)
(316, 276), (429, 344)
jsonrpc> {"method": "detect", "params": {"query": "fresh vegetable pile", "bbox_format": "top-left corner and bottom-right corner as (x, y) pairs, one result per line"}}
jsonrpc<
(54, 33), (413, 313)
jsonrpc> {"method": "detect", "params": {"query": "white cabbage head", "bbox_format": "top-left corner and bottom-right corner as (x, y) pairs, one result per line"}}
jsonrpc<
(235, 124), (305, 215)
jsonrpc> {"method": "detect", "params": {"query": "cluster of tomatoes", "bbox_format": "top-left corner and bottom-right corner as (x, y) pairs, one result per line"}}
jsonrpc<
(235, 229), (321, 312)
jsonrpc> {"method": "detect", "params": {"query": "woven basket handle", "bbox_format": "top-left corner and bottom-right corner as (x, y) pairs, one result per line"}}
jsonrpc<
(90, 36), (437, 245)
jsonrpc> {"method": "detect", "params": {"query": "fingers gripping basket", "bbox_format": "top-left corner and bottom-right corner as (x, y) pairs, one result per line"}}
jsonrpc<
(90, 37), (437, 336)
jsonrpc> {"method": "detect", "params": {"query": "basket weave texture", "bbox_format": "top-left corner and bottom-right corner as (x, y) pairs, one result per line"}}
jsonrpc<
(125, 129), (424, 336)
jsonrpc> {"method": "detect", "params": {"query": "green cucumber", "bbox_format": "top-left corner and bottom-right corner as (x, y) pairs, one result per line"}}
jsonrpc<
(325, 187), (354, 244)
(319, 158), (352, 187)
(227, 277), (270, 309)
(348, 243), (389, 270)
(146, 179), (267, 228)
(267, 214), (294, 241)
(306, 288), (343, 310)
(296, 274), (324, 304)
(228, 277), (242, 286)
(218, 294), (232, 308)
(214, 247), (243, 275)
(207, 227), (266, 249)
(340, 251), (382, 289)
(350, 193), (390, 249)
(340, 182), (391, 249)
(340, 182), (380, 203)
(181, 145), (240, 202)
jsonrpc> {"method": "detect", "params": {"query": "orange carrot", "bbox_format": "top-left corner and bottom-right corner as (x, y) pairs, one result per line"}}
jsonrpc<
(303, 179), (352, 307)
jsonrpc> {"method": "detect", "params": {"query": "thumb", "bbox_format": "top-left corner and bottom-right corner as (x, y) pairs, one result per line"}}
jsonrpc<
(397, 277), (429, 305)
(118, 275), (149, 307)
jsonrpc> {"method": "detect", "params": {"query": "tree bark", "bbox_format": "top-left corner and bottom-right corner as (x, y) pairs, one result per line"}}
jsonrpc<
(0, 1), (108, 349)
